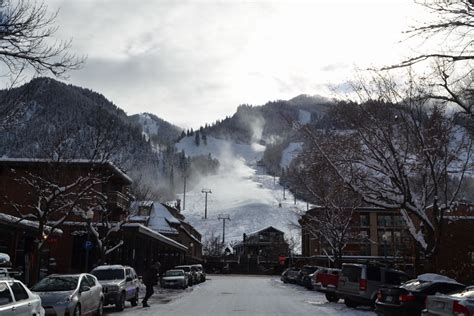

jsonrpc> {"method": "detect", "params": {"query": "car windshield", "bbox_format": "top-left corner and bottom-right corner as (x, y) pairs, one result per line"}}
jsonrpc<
(176, 266), (190, 272)
(165, 270), (184, 277)
(92, 269), (125, 280)
(401, 279), (433, 291)
(31, 276), (78, 292)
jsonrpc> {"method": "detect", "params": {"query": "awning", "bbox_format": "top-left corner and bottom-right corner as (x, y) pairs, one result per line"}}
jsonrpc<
(123, 223), (187, 252)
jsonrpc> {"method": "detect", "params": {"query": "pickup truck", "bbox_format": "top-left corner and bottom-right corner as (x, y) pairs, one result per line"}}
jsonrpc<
(312, 268), (341, 302)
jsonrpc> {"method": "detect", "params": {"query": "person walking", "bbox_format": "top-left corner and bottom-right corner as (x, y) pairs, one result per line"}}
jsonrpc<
(142, 260), (160, 308)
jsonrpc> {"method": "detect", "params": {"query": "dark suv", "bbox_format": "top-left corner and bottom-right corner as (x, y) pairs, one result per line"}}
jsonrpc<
(337, 263), (409, 308)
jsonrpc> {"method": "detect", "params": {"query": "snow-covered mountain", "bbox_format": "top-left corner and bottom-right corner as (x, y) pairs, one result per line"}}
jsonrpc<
(129, 112), (182, 146)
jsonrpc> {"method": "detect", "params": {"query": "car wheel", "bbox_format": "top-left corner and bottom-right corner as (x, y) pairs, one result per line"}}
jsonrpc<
(344, 298), (358, 308)
(130, 289), (139, 307)
(74, 304), (81, 316)
(325, 293), (339, 303)
(115, 292), (125, 311)
(96, 299), (103, 316)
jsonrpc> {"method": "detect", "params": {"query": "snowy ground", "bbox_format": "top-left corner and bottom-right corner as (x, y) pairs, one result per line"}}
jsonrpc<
(110, 275), (375, 316)
(176, 136), (310, 248)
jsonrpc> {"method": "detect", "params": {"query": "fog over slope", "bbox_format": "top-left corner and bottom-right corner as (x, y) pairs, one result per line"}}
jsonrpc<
(176, 135), (309, 250)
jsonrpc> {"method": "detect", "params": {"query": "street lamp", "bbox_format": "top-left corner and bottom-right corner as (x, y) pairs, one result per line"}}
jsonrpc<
(84, 209), (94, 272)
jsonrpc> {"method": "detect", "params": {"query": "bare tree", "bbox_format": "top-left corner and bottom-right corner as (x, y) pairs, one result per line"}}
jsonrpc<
(288, 139), (363, 267)
(0, 0), (84, 129)
(1, 160), (111, 281)
(299, 73), (473, 269)
(202, 231), (225, 257)
(382, 0), (473, 118)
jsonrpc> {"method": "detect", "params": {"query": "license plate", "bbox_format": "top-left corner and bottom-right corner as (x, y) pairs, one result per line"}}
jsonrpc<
(435, 301), (445, 309)
(385, 296), (393, 302)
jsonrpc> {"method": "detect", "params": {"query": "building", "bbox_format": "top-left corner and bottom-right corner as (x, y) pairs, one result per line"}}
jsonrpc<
(0, 159), (190, 283)
(234, 226), (289, 273)
(129, 201), (203, 266)
(301, 207), (414, 264)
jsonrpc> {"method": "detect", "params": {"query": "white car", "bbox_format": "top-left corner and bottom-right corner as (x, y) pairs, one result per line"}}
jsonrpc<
(0, 278), (45, 316)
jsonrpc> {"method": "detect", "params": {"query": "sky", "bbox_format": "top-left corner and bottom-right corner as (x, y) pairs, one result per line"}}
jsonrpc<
(46, 0), (428, 129)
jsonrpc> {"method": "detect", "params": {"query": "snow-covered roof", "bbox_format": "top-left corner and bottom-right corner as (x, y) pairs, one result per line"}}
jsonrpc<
(0, 213), (63, 235)
(123, 223), (187, 251)
(0, 158), (133, 184)
(148, 203), (180, 235)
(247, 226), (285, 237)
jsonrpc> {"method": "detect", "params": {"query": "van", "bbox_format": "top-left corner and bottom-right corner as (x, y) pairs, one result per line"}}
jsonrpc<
(337, 263), (408, 308)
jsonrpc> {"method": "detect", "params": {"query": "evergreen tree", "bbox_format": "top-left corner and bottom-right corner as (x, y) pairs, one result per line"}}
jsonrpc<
(195, 131), (200, 146)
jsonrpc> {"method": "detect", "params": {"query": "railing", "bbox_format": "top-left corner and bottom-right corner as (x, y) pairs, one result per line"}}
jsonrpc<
(107, 190), (130, 211)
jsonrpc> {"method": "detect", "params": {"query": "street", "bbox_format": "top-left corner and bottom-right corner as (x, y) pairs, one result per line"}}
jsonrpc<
(108, 275), (375, 316)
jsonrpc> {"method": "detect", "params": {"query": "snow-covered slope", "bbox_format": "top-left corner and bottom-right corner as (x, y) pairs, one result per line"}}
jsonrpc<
(280, 142), (303, 168)
(176, 136), (309, 251)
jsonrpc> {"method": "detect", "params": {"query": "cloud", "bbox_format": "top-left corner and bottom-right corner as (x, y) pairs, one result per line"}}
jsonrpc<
(44, 0), (426, 128)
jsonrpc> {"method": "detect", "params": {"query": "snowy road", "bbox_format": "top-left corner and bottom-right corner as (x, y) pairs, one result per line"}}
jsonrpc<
(109, 275), (375, 316)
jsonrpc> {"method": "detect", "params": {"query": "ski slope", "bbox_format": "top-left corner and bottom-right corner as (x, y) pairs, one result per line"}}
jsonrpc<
(176, 136), (309, 251)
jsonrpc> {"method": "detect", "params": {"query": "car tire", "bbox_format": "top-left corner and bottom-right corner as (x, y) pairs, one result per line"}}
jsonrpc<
(96, 299), (103, 316)
(344, 298), (358, 308)
(325, 293), (339, 303)
(115, 292), (125, 312)
(74, 304), (81, 316)
(130, 289), (139, 307)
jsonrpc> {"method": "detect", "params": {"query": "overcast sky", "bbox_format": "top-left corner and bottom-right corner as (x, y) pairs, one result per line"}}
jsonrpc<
(47, 0), (427, 129)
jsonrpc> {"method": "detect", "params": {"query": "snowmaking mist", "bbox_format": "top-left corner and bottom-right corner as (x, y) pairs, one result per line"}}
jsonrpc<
(175, 133), (308, 251)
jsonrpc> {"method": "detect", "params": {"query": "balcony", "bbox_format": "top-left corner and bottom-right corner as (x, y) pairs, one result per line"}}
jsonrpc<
(107, 190), (130, 212)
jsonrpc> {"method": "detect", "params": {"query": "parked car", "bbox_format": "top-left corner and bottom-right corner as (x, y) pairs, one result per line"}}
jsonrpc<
(0, 278), (44, 316)
(422, 286), (474, 316)
(192, 264), (206, 283)
(298, 265), (320, 289)
(337, 263), (409, 308)
(312, 267), (341, 302)
(175, 265), (197, 286)
(31, 273), (103, 316)
(375, 274), (465, 316)
(281, 267), (300, 284)
(161, 270), (188, 289)
(91, 264), (140, 311)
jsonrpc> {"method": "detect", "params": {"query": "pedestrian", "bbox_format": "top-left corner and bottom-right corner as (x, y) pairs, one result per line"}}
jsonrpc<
(142, 260), (160, 308)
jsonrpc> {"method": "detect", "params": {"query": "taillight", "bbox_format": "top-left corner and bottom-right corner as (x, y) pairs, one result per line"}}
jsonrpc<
(453, 300), (469, 315)
(376, 290), (382, 301)
(359, 279), (367, 291)
(399, 293), (416, 303)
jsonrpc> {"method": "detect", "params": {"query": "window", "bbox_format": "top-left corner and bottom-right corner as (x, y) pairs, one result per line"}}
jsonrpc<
(385, 271), (406, 285)
(359, 214), (369, 227)
(366, 266), (381, 281)
(10, 282), (29, 301)
(86, 275), (96, 286)
(80, 278), (90, 291)
(342, 266), (361, 283)
(0, 283), (12, 306)
(377, 215), (392, 227)
(393, 215), (404, 227)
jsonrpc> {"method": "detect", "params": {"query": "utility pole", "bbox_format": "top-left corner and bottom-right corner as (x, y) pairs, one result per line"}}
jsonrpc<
(218, 214), (230, 244)
(283, 183), (286, 200)
(201, 188), (212, 219)
(183, 174), (187, 210)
